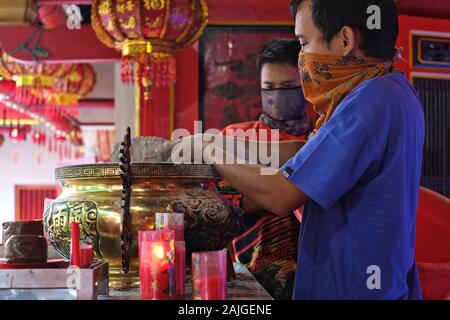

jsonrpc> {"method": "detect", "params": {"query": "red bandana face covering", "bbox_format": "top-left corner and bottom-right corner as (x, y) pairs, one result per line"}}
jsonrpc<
(298, 50), (400, 136)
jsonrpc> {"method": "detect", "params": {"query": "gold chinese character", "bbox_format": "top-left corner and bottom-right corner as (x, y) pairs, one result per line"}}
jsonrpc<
(152, 0), (165, 10)
(144, 0), (165, 10)
(122, 16), (136, 29)
(125, 0), (135, 11)
(105, 20), (115, 31)
(145, 16), (162, 29)
(98, 2), (110, 15)
(116, 3), (125, 13)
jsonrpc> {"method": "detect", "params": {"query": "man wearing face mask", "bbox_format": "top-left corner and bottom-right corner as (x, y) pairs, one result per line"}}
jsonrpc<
(221, 39), (311, 141)
(175, 0), (425, 300)
(218, 39), (310, 300)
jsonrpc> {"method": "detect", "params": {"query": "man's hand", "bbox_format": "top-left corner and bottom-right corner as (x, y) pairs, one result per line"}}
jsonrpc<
(171, 133), (217, 164)
(171, 133), (306, 168)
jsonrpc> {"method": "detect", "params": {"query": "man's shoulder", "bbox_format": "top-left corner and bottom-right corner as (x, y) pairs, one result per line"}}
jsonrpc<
(349, 72), (417, 107)
(336, 72), (421, 122)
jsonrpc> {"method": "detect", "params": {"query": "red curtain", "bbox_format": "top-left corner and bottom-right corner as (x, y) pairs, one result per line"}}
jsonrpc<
(416, 187), (450, 300)
(15, 185), (58, 221)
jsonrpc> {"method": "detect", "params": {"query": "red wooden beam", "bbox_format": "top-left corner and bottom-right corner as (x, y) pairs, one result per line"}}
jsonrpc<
(33, 0), (450, 21)
(36, 0), (92, 4)
(207, 0), (292, 24)
(397, 0), (450, 20)
(31, 99), (114, 109)
(76, 98), (114, 109)
(0, 24), (120, 63)
(205, 0), (450, 23)
(0, 0), (449, 64)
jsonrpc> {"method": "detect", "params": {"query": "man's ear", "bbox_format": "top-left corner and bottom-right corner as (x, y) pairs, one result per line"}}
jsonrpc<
(339, 26), (358, 56)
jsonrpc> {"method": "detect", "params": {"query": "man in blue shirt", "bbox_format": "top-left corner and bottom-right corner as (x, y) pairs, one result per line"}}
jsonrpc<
(174, 0), (424, 299)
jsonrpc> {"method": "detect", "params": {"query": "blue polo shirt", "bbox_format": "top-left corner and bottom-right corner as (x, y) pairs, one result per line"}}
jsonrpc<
(281, 72), (424, 300)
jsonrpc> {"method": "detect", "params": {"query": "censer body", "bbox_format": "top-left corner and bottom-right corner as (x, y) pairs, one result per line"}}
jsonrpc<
(43, 163), (242, 289)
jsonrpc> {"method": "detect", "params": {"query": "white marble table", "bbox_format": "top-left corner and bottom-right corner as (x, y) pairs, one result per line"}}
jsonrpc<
(0, 263), (273, 300)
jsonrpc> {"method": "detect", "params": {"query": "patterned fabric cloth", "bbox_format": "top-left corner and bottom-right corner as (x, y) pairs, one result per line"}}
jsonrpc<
(298, 51), (399, 135)
(219, 122), (305, 299)
(217, 183), (301, 300)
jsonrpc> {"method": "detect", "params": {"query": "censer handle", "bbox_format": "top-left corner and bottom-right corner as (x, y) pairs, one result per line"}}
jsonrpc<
(119, 127), (132, 273)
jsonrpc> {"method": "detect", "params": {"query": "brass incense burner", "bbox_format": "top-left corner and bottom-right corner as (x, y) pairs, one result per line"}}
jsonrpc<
(43, 163), (243, 289)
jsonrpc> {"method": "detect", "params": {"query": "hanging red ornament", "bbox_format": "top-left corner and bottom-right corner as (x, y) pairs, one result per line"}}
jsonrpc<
(46, 64), (97, 106)
(38, 5), (66, 30)
(0, 50), (73, 105)
(58, 142), (63, 160)
(32, 128), (40, 144)
(91, 0), (208, 91)
(39, 131), (46, 146)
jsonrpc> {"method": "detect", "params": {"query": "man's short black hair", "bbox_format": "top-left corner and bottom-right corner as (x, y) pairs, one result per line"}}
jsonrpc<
(257, 39), (301, 73)
(289, 0), (398, 60)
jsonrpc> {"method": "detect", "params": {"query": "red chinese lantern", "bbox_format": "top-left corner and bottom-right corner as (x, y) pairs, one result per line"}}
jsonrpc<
(0, 80), (16, 95)
(47, 64), (97, 106)
(91, 0), (208, 96)
(0, 50), (72, 105)
(38, 5), (67, 30)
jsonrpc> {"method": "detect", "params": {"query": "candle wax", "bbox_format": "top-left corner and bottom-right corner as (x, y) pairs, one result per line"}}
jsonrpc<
(194, 274), (227, 300)
(175, 242), (186, 296)
(70, 221), (80, 267)
(139, 241), (175, 300)
(79, 245), (94, 268)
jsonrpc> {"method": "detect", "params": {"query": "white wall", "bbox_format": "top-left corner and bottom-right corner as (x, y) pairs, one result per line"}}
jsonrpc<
(0, 137), (60, 230)
(114, 62), (136, 142)
(90, 62), (115, 99)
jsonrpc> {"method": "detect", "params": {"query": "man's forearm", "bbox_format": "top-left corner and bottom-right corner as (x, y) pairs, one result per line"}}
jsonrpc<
(213, 163), (309, 216)
(241, 196), (263, 214)
(245, 139), (306, 167)
(207, 135), (305, 168)
(173, 134), (309, 215)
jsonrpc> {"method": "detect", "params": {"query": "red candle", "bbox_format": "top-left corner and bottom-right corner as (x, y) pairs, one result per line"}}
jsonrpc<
(196, 275), (227, 300)
(143, 229), (175, 242)
(175, 241), (186, 296)
(79, 244), (94, 268)
(70, 221), (80, 267)
(139, 231), (175, 300)
(192, 251), (227, 300)
(155, 212), (184, 241)
(172, 225), (184, 242)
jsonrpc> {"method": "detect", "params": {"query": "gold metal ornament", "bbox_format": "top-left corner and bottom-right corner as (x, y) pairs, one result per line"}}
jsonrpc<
(44, 163), (244, 289)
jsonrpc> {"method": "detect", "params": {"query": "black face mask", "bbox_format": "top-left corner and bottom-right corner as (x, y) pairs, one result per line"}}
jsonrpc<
(260, 87), (310, 136)
(261, 87), (308, 121)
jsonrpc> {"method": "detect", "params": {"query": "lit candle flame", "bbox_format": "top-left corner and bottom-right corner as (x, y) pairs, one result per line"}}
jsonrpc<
(154, 244), (165, 259)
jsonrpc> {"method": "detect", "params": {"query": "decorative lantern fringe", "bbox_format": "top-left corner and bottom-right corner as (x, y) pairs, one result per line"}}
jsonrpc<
(120, 57), (177, 89)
